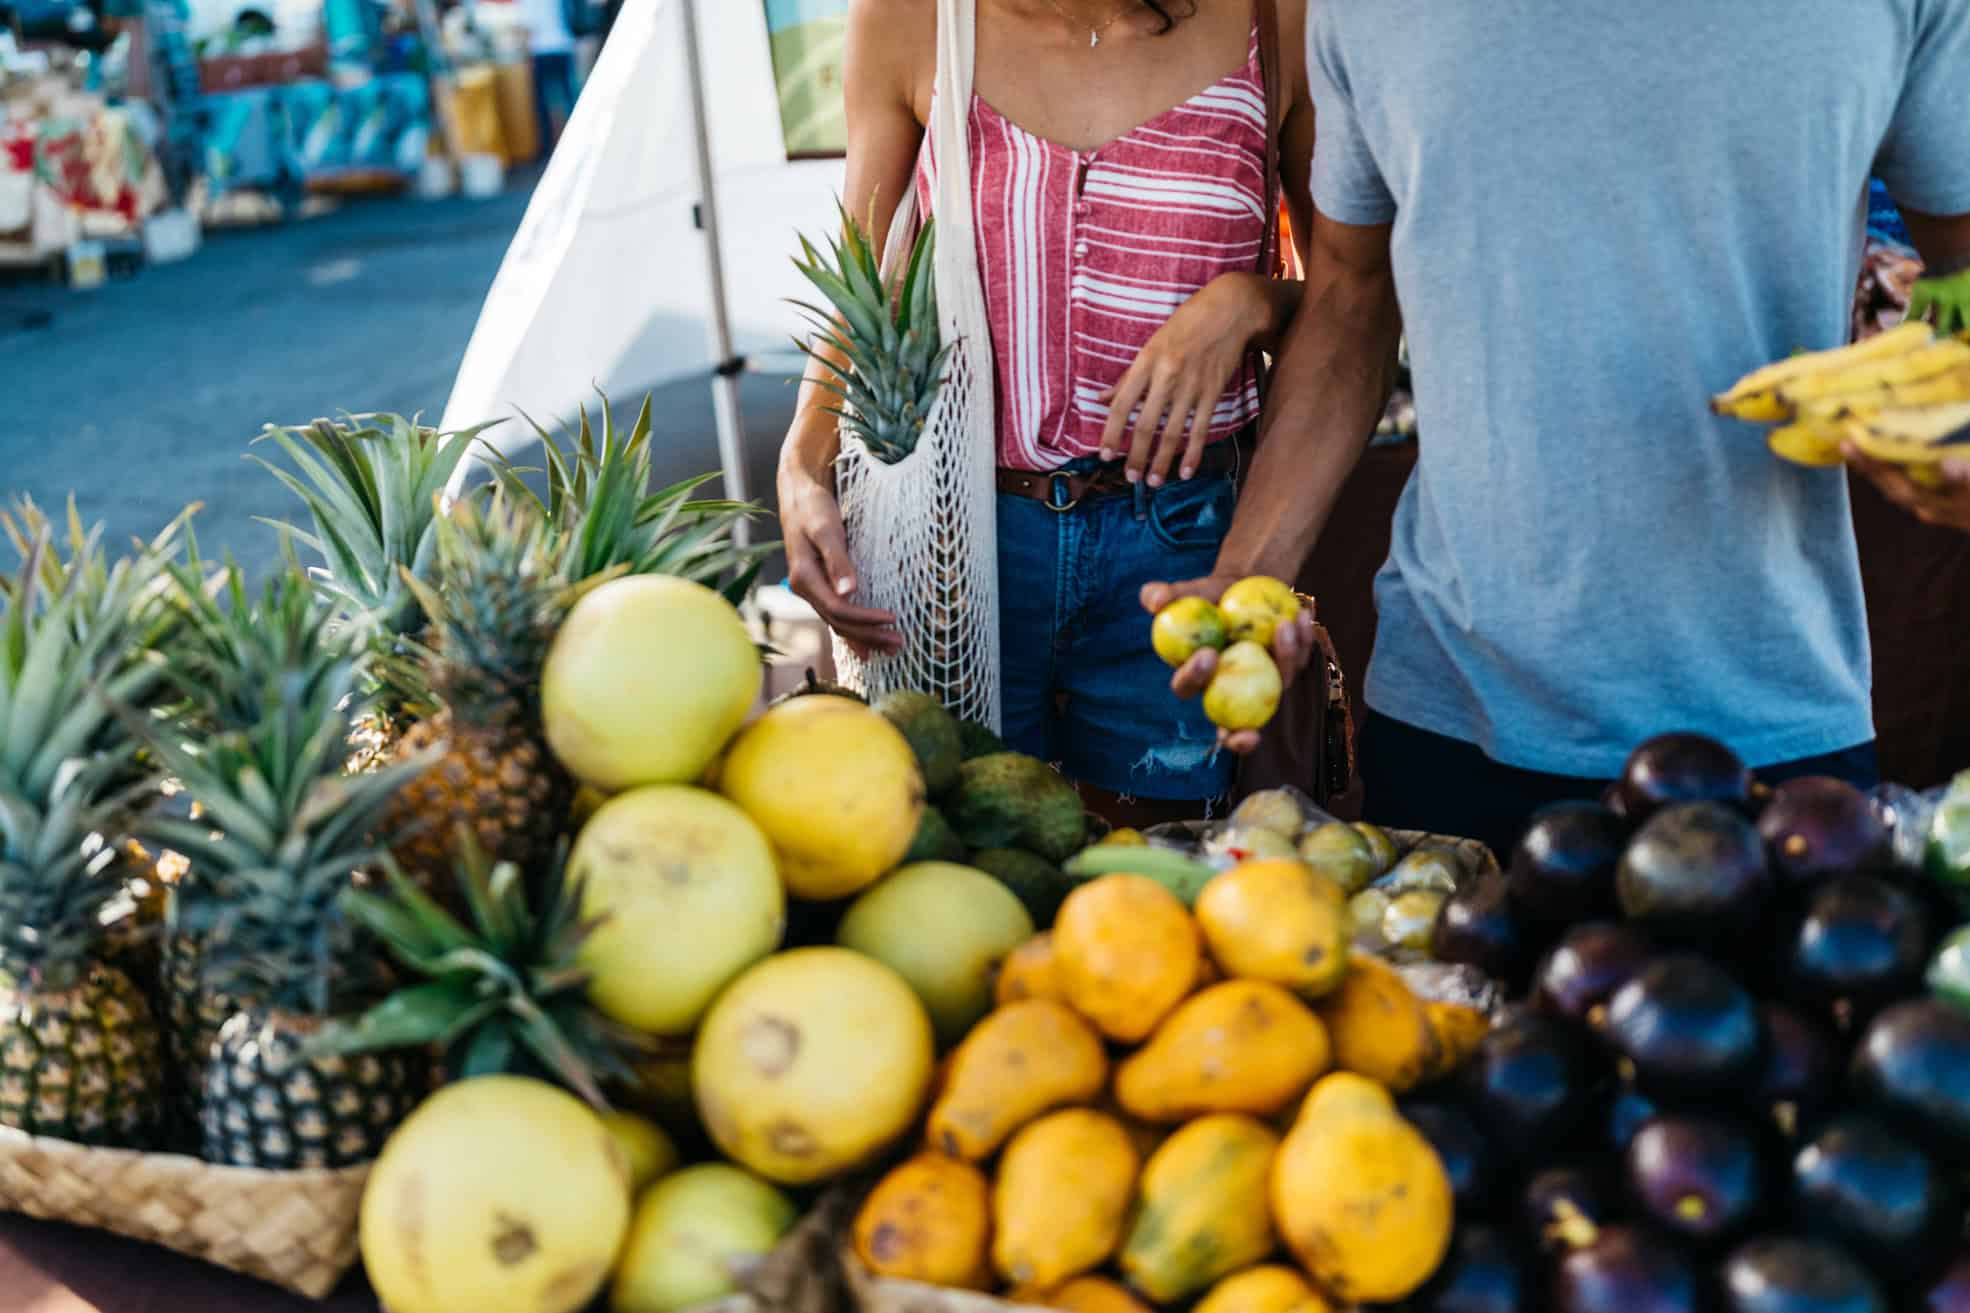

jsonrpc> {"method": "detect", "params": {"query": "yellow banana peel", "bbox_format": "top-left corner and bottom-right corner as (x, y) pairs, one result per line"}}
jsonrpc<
(1841, 402), (1970, 466)
(1777, 340), (1970, 406)
(1767, 422), (1847, 468)
(1711, 321), (1933, 417)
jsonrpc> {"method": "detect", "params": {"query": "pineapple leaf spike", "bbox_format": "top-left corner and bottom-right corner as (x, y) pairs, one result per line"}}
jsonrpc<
(251, 413), (501, 639)
(482, 391), (771, 594)
(316, 834), (645, 1109)
(790, 204), (947, 468)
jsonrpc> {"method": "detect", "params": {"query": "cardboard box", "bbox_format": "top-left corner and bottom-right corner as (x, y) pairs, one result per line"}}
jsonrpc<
(491, 59), (538, 165)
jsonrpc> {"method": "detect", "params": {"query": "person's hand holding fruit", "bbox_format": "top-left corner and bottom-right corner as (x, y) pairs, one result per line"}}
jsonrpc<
(1142, 575), (1317, 754)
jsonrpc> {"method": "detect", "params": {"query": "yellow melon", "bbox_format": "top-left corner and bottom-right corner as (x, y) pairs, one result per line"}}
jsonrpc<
(693, 947), (934, 1185)
(361, 1076), (632, 1313)
(717, 695), (926, 900)
(541, 575), (761, 792)
(570, 786), (784, 1035)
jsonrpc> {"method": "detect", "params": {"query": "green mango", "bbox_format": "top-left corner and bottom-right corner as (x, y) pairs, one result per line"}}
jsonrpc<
(1925, 774), (1970, 892)
(1930, 925), (1970, 1013)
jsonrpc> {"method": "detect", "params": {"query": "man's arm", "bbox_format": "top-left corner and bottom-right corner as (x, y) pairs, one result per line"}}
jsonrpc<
(1141, 210), (1399, 751)
(1217, 211), (1400, 582)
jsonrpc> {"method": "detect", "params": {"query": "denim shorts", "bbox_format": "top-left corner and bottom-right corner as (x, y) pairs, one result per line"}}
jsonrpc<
(997, 458), (1237, 803)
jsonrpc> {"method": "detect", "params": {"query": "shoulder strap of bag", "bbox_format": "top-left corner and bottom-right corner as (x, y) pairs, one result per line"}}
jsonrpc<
(1255, 0), (1282, 280)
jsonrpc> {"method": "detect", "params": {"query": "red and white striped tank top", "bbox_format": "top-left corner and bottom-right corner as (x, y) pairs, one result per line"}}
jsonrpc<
(915, 24), (1272, 473)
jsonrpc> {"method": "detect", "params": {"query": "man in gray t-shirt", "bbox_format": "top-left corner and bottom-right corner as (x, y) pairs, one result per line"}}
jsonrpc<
(1145, 2), (1970, 852)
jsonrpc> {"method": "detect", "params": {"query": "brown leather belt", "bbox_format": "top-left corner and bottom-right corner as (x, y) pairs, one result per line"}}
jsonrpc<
(996, 440), (1243, 512)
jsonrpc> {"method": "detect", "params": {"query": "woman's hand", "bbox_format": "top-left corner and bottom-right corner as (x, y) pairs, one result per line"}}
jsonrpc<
(778, 436), (903, 659)
(1141, 574), (1319, 756)
(1099, 272), (1274, 488)
(1847, 445), (1970, 534)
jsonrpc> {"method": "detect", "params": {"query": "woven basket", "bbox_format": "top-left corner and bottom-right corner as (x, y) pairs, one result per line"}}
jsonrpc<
(0, 1128), (368, 1299)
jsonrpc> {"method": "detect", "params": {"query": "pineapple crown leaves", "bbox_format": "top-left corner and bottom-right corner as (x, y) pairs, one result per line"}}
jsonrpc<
(126, 567), (442, 1015)
(395, 492), (574, 713)
(790, 203), (952, 466)
(149, 549), (357, 741)
(0, 506), (192, 806)
(250, 413), (499, 641)
(488, 393), (773, 607)
(133, 756), (435, 1015)
(1, 495), (200, 647)
(315, 833), (645, 1109)
(0, 757), (142, 987)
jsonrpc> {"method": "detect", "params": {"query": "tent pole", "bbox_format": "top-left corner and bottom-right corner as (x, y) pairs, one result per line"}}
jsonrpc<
(680, 0), (753, 547)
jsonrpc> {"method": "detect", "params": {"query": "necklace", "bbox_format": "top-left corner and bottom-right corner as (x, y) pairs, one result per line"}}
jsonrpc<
(1040, 0), (1137, 47)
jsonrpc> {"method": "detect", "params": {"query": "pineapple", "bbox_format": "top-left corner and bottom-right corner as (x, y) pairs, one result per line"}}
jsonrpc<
(0, 773), (167, 1148)
(376, 400), (763, 881)
(319, 835), (648, 1107)
(376, 495), (574, 886)
(0, 519), (179, 1147)
(143, 555), (343, 1142)
(251, 414), (489, 766)
(138, 564), (433, 1169)
(261, 401), (766, 883)
(792, 207), (949, 465)
(156, 931), (244, 1147)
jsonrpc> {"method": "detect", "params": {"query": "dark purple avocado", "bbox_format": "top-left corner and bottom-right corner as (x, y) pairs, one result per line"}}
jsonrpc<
(1758, 777), (1891, 885)
(1618, 732), (1754, 821)
(1719, 1235), (1887, 1313)
(1616, 802), (1774, 947)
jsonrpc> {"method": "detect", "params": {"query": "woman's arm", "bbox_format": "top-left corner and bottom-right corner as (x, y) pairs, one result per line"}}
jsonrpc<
(777, 0), (931, 654)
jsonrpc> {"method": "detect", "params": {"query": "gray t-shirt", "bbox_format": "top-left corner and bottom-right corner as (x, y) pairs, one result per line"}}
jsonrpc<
(1308, 1), (1970, 778)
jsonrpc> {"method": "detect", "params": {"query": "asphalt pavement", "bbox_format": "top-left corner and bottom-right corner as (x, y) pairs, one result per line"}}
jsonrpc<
(0, 176), (795, 579)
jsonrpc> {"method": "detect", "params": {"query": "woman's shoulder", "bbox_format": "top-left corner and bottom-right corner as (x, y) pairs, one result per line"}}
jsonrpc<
(849, 0), (936, 87)
(849, 0), (936, 47)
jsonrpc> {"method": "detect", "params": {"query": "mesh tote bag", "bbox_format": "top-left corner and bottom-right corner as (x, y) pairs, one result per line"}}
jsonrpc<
(831, 0), (1002, 729)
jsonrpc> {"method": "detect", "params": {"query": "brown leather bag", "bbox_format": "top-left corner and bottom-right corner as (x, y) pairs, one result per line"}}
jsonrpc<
(1234, 0), (1358, 810)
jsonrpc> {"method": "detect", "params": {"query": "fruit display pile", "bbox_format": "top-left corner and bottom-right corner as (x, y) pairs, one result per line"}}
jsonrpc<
(851, 867), (1491, 1311)
(6, 399), (1970, 1313)
(0, 404), (1479, 1313)
(1396, 733), (1970, 1313)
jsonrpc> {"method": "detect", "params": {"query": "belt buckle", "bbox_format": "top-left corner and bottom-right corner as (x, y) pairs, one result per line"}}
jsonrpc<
(1045, 471), (1081, 512)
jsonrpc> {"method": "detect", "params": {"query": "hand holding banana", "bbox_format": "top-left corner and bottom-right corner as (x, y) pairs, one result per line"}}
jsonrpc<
(1713, 319), (1970, 483)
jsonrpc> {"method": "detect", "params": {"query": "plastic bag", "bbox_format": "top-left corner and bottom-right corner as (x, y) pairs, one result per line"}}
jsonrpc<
(1196, 784), (1343, 862)
(1182, 786), (1484, 963)
(1877, 771), (1970, 888)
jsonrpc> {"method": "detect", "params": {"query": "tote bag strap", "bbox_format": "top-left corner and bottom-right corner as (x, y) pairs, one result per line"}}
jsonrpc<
(1254, 0), (1282, 281)
(881, 0), (979, 273)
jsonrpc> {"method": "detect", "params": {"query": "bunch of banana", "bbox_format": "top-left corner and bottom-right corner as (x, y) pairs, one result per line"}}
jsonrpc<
(1713, 320), (1970, 481)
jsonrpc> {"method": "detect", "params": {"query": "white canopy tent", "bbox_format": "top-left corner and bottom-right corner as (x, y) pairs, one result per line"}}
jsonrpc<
(439, 0), (850, 522)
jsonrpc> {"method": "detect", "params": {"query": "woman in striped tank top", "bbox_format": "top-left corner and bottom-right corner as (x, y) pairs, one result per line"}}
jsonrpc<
(779, 0), (1316, 823)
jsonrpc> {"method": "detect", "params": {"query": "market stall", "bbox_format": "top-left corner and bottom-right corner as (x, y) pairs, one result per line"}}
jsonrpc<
(1, 342), (1969, 1313)
(0, 50), (168, 278)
